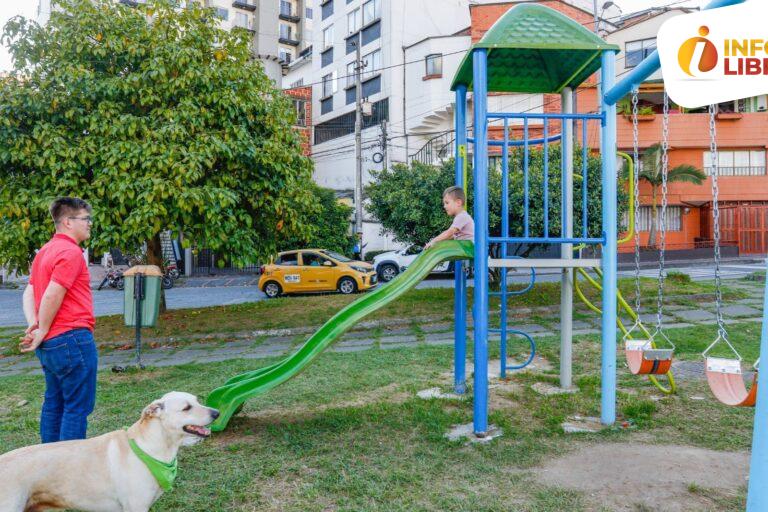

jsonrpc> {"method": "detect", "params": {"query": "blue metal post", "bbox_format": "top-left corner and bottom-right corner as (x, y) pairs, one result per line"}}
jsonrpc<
(600, 50), (618, 426)
(500, 119), (510, 379)
(472, 48), (490, 436)
(746, 258), (768, 510)
(454, 85), (468, 394)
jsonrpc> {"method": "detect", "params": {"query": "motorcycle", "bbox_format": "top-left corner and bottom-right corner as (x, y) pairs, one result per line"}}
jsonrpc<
(97, 268), (125, 291)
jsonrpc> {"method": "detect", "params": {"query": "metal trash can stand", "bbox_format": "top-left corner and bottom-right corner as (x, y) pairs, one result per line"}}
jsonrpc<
(123, 265), (162, 327)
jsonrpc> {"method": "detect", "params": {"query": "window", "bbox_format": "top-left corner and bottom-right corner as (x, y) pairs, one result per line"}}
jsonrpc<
(276, 253), (298, 266)
(634, 206), (682, 232)
(302, 252), (333, 266)
(280, 24), (293, 40)
(362, 0), (380, 25)
(346, 32), (359, 55)
(291, 79), (304, 88)
(346, 61), (356, 87)
(321, 0), (333, 20)
(625, 38), (656, 68)
(293, 100), (306, 126)
(347, 8), (360, 34)
(361, 19), (380, 46)
(234, 12), (249, 30)
(279, 48), (292, 63)
(323, 25), (334, 49)
(363, 49), (381, 79)
(280, 1), (292, 16)
(322, 73), (334, 97)
(425, 53), (442, 76)
(321, 47), (333, 67)
(321, 96), (333, 115)
(214, 7), (228, 20)
(306, 7), (313, 18)
(704, 150), (767, 176)
(315, 98), (389, 144)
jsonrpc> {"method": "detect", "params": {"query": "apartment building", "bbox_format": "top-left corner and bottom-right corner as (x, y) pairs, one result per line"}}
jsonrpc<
(305, 0), (471, 249)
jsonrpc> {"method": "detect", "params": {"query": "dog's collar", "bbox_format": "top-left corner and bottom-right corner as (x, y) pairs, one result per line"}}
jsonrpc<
(128, 438), (178, 491)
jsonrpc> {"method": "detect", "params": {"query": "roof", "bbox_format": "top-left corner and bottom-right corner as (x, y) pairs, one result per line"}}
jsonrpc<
(451, 4), (619, 93)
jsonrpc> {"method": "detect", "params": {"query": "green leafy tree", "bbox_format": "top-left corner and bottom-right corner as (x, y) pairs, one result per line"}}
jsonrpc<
(0, 0), (314, 304)
(278, 183), (355, 256)
(367, 145), (619, 257)
(633, 143), (706, 248)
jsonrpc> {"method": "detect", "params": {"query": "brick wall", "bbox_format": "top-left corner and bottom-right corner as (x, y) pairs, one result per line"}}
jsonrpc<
(284, 86), (313, 157)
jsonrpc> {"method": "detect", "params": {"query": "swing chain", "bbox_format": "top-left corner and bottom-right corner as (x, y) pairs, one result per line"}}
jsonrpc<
(709, 103), (728, 340)
(632, 88), (642, 316)
(656, 92), (670, 332)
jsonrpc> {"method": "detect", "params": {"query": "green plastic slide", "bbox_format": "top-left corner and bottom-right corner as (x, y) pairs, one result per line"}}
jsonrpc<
(206, 240), (475, 431)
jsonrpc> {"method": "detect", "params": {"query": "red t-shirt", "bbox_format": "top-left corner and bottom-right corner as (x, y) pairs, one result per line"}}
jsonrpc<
(30, 233), (95, 341)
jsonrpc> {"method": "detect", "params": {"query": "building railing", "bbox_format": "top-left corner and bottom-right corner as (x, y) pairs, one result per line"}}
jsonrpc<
(409, 130), (455, 166)
(704, 166), (767, 176)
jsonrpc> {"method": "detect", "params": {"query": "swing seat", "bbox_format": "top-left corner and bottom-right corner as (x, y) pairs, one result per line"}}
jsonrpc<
(625, 340), (674, 375)
(705, 357), (758, 407)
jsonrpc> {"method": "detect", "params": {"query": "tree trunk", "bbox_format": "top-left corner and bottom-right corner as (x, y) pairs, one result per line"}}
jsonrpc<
(146, 233), (167, 313)
(648, 187), (658, 249)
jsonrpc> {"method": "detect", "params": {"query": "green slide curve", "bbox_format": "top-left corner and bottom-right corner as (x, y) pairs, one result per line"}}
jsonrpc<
(206, 240), (475, 432)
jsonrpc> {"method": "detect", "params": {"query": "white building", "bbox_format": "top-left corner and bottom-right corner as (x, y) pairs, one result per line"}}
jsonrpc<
(305, 0), (472, 251)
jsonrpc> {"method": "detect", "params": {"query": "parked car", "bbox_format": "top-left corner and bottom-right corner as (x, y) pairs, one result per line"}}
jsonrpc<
(259, 249), (378, 298)
(372, 245), (455, 283)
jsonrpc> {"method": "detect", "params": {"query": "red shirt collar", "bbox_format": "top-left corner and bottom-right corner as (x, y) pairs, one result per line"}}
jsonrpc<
(53, 233), (80, 246)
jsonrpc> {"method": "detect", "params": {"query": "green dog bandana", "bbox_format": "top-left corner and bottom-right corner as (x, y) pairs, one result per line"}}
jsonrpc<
(128, 438), (178, 491)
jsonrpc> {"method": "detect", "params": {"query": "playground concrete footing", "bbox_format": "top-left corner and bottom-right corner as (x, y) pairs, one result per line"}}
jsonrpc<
(445, 423), (503, 443)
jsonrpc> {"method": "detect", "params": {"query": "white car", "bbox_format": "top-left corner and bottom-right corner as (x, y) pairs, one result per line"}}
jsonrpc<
(372, 245), (453, 282)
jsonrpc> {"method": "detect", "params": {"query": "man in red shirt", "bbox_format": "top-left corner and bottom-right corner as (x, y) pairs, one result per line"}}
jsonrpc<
(20, 197), (98, 443)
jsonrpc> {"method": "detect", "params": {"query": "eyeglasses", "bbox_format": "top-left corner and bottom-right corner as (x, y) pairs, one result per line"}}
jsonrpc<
(68, 216), (93, 224)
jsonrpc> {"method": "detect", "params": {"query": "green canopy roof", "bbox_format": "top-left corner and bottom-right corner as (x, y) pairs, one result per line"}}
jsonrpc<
(451, 4), (618, 93)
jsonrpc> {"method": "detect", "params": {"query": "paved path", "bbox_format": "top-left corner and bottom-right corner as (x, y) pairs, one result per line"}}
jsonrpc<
(2, 287), (764, 378)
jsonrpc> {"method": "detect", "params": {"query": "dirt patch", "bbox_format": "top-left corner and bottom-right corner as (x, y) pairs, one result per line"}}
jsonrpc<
(535, 442), (749, 511)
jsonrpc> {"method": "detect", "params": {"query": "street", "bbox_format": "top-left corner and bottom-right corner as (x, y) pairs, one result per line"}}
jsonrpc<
(1, 261), (763, 328)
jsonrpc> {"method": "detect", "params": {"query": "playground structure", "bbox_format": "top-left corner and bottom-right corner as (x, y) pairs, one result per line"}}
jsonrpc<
(448, 0), (766, 509)
(205, 0), (768, 508)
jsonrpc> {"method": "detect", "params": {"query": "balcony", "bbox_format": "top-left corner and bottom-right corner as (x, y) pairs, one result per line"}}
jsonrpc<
(234, 20), (256, 33)
(279, 2), (301, 22)
(279, 28), (300, 46)
(232, 0), (256, 11)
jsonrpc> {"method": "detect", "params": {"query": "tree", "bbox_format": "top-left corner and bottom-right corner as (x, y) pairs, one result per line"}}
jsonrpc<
(633, 143), (706, 248)
(366, 145), (618, 257)
(278, 183), (355, 256)
(0, 0), (314, 308)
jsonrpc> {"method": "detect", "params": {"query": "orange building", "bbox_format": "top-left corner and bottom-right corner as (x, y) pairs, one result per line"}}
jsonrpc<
(470, 1), (768, 256)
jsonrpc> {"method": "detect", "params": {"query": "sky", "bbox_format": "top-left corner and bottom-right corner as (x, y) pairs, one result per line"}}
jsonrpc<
(0, 0), (711, 72)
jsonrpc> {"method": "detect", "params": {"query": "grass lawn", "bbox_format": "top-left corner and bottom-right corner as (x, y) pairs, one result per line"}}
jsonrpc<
(0, 275), (753, 357)
(0, 318), (758, 511)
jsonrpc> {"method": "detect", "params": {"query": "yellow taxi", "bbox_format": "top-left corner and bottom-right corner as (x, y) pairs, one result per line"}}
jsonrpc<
(259, 249), (378, 298)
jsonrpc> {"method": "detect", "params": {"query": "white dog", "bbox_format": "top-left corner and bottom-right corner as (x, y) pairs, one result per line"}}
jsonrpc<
(0, 391), (219, 512)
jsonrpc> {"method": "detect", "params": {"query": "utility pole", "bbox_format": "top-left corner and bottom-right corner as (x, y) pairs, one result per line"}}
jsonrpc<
(354, 41), (364, 246)
(381, 120), (388, 169)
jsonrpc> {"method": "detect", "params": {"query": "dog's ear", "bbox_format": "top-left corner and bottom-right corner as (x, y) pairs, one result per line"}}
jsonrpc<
(141, 400), (165, 420)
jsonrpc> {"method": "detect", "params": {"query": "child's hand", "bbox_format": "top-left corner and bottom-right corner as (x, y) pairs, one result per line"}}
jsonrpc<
(425, 240), (434, 249)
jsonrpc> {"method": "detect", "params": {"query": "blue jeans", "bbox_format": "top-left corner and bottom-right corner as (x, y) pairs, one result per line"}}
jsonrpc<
(35, 328), (98, 443)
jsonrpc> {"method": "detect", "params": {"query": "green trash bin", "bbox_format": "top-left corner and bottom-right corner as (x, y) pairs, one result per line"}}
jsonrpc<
(123, 265), (163, 327)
